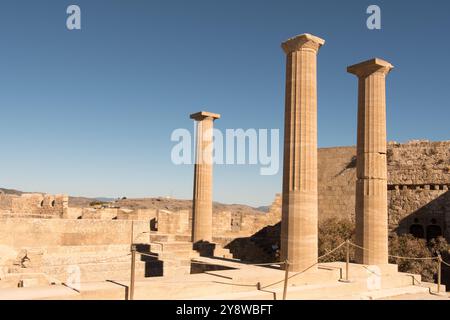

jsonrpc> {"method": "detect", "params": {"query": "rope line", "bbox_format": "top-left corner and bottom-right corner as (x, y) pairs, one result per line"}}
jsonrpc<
(261, 241), (347, 290)
(318, 241), (347, 260)
(349, 242), (438, 261)
(2, 238), (450, 295)
(188, 259), (285, 267)
(441, 259), (450, 268)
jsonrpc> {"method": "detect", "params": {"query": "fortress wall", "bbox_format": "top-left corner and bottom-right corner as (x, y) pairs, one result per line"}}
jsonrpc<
(389, 189), (450, 238)
(315, 141), (450, 239)
(0, 218), (149, 248)
(0, 193), (68, 217)
(318, 146), (357, 221)
(387, 141), (450, 185)
(139, 138), (450, 240)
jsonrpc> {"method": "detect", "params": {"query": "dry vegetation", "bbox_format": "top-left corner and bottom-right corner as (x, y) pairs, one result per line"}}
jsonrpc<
(318, 218), (450, 282)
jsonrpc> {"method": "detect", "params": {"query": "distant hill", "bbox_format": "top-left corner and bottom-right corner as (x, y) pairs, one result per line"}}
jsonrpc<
(1, 187), (267, 215)
(69, 196), (115, 207)
(0, 188), (26, 195)
(112, 197), (266, 215)
(256, 206), (270, 213)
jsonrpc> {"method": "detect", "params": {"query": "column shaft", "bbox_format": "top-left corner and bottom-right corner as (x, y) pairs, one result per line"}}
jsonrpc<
(191, 111), (220, 243)
(348, 58), (393, 265)
(280, 34), (324, 272)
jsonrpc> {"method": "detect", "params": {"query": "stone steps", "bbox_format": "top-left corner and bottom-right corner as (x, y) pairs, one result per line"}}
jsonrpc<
(0, 273), (53, 289)
(39, 261), (149, 282)
(3, 260), (446, 300)
(200, 273), (442, 300)
(337, 285), (432, 300)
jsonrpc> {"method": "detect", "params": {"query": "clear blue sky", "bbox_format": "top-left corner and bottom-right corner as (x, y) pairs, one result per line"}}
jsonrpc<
(0, 0), (449, 206)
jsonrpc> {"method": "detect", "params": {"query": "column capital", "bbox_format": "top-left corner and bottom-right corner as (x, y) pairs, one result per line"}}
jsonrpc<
(281, 33), (325, 54)
(190, 111), (221, 121)
(347, 58), (394, 78)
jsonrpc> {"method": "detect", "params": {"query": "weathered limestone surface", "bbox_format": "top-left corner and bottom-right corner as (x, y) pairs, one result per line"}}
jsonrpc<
(387, 140), (450, 185)
(0, 193), (68, 217)
(348, 58), (393, 265)
(316, 141), (450, 228)
(0, 218), (148, 247)
(190, 111), (220, 243)
(280, 33), (325, 271)
(157, 209), (190, 234)
(3, 141), (445, 247)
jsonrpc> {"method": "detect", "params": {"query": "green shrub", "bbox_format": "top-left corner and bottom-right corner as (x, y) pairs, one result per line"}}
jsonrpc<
(318, 217), (355, 263)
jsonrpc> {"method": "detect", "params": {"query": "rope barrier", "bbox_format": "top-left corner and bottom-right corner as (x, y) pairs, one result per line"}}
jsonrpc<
(318, 241), (348, 260)
(136, 252), (160, 259)
(389, 254), (438, 261)
(441, 259), (450, 268)
(188, 259), (285, 267)
(2, 238), (450, 300)
(349, 241), (438, 261)
(261, 241), (348, 290)
(147, 239), (450, 298)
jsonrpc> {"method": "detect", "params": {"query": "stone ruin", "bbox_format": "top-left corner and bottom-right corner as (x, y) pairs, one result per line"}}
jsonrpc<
(0, 193), (68, 218)
(1, 139), (447, 293)
(0, 33), (449, 299)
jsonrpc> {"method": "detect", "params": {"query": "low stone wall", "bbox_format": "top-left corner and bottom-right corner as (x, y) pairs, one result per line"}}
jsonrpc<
(0, 218), (149, 248)
(157, 210), (190, 234)
(0, 193), (68, 217)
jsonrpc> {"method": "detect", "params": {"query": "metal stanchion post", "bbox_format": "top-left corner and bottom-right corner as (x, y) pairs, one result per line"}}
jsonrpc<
(339, 240), (351, 283)
(437, 254), (442, 294)
(129, 244), (136, 300)
(346, 240), (350, 281)
(283, 260), (289, 300)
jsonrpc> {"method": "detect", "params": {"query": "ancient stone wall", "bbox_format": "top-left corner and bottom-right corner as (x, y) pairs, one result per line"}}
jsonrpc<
(1, 141), (447, 245)
(318, 146), (357, 221)
(157, 209), (190, 234)
(93, 139), (448, 244)
(0, 193), (68, 217)
(146, 194), (281, 239)
(314, 140), (450, 240)
(387, 140), (450, 185)
(0, 218), (148, 248)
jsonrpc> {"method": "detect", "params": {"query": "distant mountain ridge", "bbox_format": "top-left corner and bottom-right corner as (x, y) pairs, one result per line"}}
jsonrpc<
(0, 188), (25, 195)
(0, 187), (268, 214)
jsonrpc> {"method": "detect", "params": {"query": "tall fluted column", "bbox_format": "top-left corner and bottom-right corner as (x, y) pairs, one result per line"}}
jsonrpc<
(191, 111), (220, 243)
(280, 34), (325, 272)
(347, 58), (393, 265)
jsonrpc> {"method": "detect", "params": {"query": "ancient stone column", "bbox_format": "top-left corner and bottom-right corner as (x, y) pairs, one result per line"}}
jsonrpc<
(190, 111), (220, 243)
(347, 58), (393, 265)
(280, 34), (325, 272)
